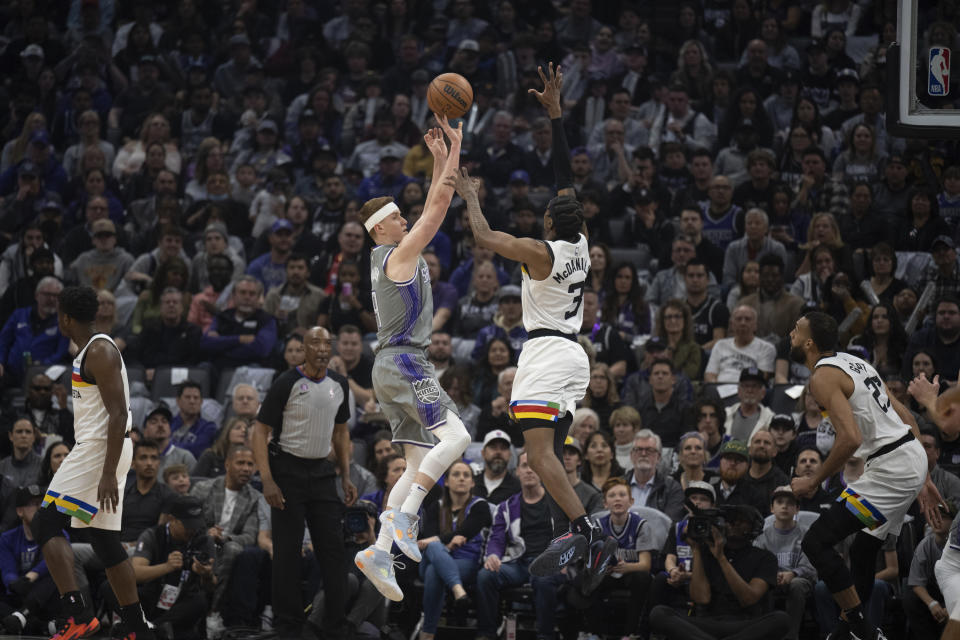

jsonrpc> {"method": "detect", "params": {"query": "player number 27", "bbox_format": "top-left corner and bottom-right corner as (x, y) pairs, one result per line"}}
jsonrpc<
(863, 375), (890, 413)
(565, 281), (585, 320)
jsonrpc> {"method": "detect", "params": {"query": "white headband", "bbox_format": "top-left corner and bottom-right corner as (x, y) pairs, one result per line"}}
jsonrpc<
(364, 202), (399, 232)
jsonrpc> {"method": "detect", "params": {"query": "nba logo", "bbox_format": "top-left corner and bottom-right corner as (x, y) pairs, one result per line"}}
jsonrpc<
(929, 47), (950, 97)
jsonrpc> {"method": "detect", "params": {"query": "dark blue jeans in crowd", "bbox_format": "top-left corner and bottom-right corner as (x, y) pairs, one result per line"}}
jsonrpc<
(475, 556), (566, 640)
(419, 540), (479, 634)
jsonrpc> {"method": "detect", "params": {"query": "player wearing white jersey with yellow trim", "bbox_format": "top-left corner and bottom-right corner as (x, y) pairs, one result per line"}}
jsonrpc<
(32, 286), (153, 640)
(790, 311), (943, 640)
(447, 63), (617, 584)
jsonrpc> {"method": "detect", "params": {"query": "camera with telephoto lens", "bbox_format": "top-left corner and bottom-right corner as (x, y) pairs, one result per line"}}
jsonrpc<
(684, 502), (764, 544)
(685, 505), (728, 544)
(183, 535), (212, 570)
(344, 500), (378, 536)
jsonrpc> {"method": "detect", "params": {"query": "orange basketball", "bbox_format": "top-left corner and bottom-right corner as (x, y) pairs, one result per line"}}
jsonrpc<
(427, 73), (474, 119)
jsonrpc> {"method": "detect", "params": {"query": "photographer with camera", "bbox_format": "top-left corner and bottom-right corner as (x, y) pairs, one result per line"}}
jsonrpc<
(130, 495), (215, 640)
(307, 499), (389, 639)
(649, 503), (790, 640)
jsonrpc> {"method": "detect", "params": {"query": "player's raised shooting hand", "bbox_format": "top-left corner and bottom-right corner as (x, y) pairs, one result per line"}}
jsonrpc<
(424, 126), (447, 162)
(437, 113), (463, 146)
(97, 472), (120, 513)
(528, 63), (563, 119)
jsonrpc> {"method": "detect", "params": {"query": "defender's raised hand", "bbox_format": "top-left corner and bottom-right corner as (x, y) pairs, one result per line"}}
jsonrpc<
(528, 62), (563, 118)
(446, 167), (480, 200)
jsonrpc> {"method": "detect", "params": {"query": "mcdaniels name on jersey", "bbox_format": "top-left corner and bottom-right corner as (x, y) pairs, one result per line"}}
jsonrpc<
(552, 256), (589, 284)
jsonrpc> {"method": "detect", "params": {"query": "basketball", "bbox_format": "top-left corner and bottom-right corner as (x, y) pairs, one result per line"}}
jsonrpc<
(427, 73), (474, 119)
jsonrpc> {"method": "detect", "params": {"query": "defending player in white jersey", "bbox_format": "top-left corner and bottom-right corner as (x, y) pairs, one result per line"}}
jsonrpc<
(448, 63), (617, 580)
(34, 286), (153, 640)
(789, 311), (943, 640)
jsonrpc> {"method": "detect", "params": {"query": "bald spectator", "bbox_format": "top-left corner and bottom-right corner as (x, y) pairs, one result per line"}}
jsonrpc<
(230, 384), (261, 422)
(704, 306), (776, 383)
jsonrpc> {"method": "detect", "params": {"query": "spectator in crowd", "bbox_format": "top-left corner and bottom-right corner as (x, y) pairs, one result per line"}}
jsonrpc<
(130, 495), (215, 639)
(264, 253), (325, 338)
(921, 236), (960, 310)
(551, 436), (603, 530)
(704, 305), (776, 383)
(919, 427), (960, 511)
(246, 219), (295, 293)
(141, 405), (196, 474)
(696, 398), (731, 468)
(623, 429), (685, 521)
(416, 460), (491, 640)
(684, 259), (729, 349)
(163, 465), (191, 496)
(740, 253), (805, 342)
(793, 446), (836, 515)
(0, 276), (67, 387)
(743, 429), (791, 499)
(330, 324), (374, 408)
(426, 330), (454, 379)
(67, 218), (133, 291)
(190, 444), (262, 638)
(904, 501), (953, 638)
(121, 439), (173, 546)
(0, 245), (57, 322)
(709, 439), (768, 514)
(700, 175), (743, 253)
(769, 414), (800, 477)
(19, 373), (73, 448)
(474, 451), (566, 640)
(0, 485), (59, 636)
(124, 288), (201, 378)
(903, 296), (960, 383)
(472, 430), (519, 505)
(187, 253), (235, 334)
(721, 209), (787, 288)
(725, 367), (775, 442)
(471, 284), (527, 360)
(636, 359), (687, 450)
(0, 419), (41, 489)
(201, 276), (277, 370)
(753, 486), (817, 640)
(169, 381), (217, 460)
(646, 235), (699, 306)
(229, 384), (261, 422)
(578, 288), (631, 380)
(192, 417), (250, 480)
(475, 366), (516, 444)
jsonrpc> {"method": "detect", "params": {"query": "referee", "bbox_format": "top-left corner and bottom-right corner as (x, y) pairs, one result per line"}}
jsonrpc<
(252, 326), (357, 639)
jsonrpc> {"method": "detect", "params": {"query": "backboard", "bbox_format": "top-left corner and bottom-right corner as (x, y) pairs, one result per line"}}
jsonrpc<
(888, 0), (960, 137)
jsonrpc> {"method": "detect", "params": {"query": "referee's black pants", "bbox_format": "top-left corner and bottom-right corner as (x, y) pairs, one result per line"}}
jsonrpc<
(271, 452), (347, 639)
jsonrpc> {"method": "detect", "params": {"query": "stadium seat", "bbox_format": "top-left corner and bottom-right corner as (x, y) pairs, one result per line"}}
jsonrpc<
(151, 366), (211, 402)
(609, 244), (651, 272)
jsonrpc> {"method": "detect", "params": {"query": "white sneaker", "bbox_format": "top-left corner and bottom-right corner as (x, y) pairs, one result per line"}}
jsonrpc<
(206, 611), (226, 639)
(381, 509), (421, 562)
(355, 545), (405, 601)
(260, 605), (273, 631)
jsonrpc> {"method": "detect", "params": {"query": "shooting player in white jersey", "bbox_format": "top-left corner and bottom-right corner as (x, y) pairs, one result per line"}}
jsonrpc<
(789, 311), (943, 640)
(33, 286), (153, 640)
(448, 63), (617, 581)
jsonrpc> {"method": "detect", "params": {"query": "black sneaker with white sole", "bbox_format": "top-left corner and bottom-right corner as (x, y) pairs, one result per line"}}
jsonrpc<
(529, 531), (588, 576)
(580, 537), (619, 595)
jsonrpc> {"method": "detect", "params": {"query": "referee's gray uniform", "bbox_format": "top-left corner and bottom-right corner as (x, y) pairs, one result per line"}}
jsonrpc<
(257, 367), (350, 638)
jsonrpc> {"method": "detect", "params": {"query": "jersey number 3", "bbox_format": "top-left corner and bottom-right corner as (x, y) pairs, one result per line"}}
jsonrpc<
(863, 375), (890, 413)
(565, 281), (585, 320)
